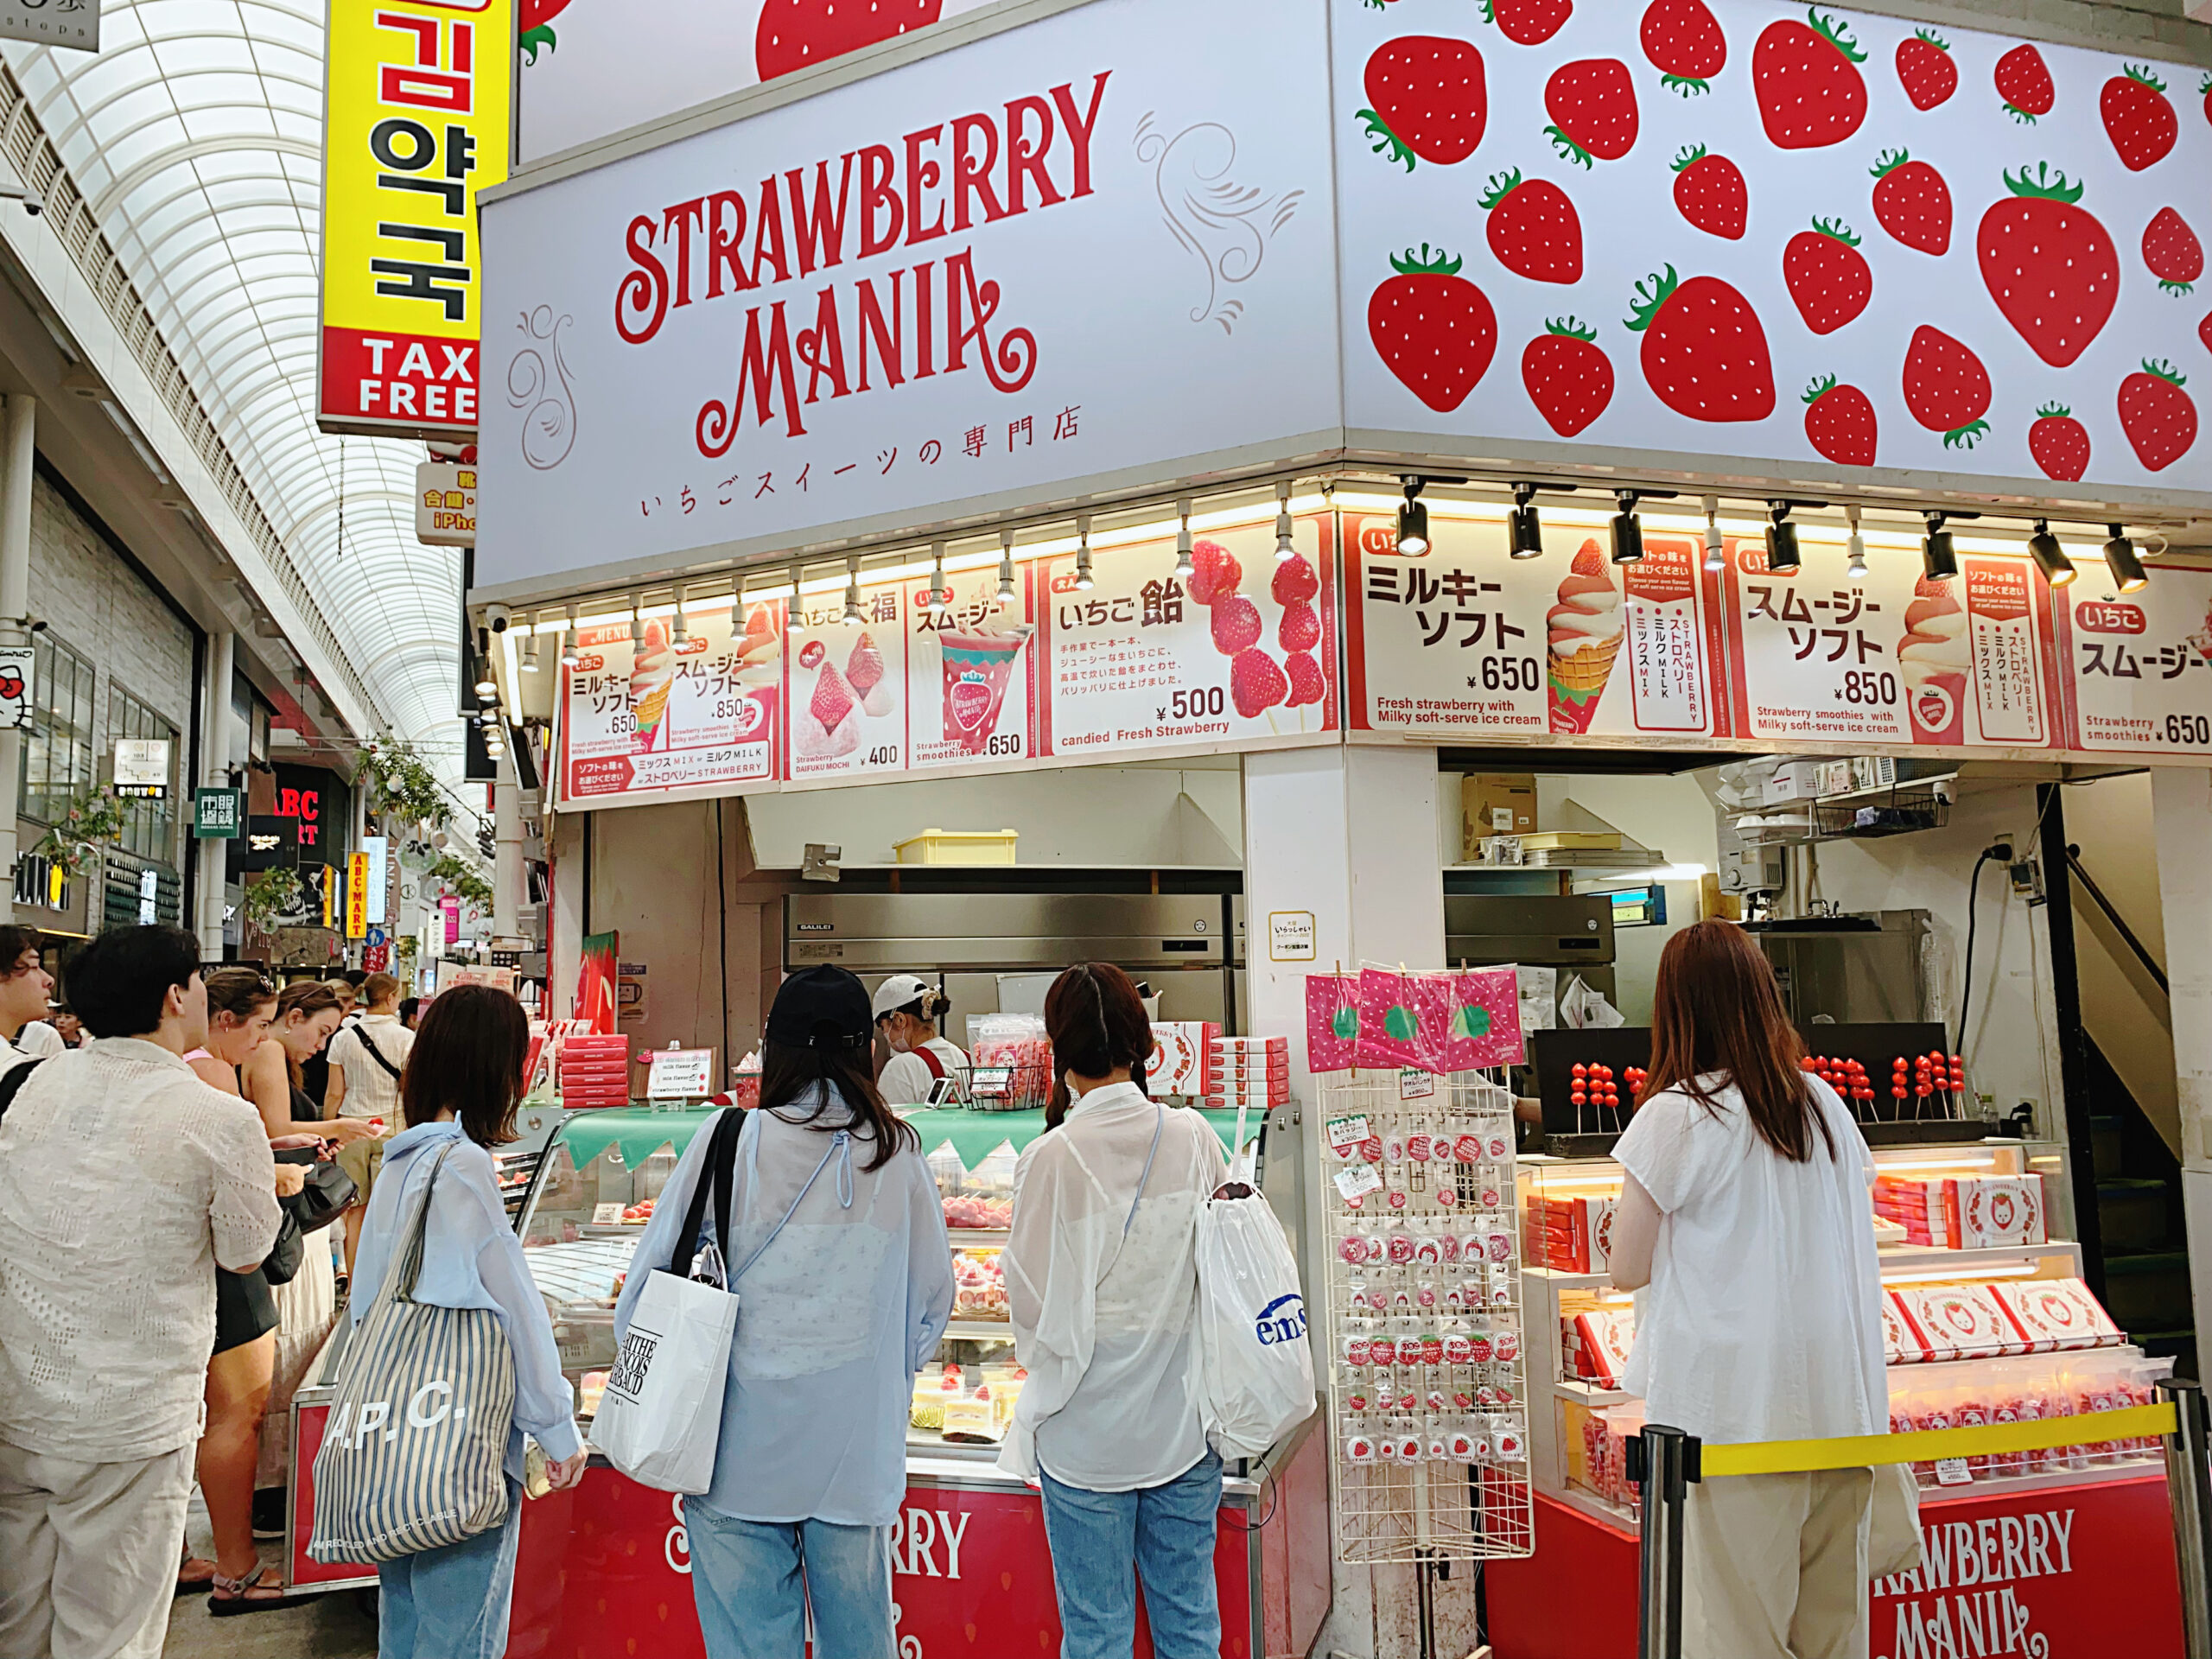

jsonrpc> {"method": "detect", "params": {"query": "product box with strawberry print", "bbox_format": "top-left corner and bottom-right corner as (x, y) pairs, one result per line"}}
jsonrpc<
(1881, 1292), (1930, 1365)
(1572, 1307), (1637, 1389)
(1892, 1281), (2025, 1361)
(1146, 1022), (1220, 1099)
(1945, 1175), (2046, 1249)
(1993, 1277), (2125, 1353)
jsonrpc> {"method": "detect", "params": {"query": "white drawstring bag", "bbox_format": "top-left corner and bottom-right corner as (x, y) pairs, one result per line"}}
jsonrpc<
(1195, 1113), (1316, 1459)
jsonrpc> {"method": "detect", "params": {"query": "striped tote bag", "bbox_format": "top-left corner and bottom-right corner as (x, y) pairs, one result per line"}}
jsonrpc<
(310, 1144), (518, 1562)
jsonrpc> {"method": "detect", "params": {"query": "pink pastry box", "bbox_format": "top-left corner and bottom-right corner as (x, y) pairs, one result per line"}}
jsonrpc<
(1147, 1021), (1220, 1098)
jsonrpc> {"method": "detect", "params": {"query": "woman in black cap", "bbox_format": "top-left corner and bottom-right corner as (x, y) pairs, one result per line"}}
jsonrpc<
(614, 965), (954, 1659)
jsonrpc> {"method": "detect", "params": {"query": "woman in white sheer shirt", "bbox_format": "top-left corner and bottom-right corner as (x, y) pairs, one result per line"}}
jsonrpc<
(1001, 963), (1228, 1659)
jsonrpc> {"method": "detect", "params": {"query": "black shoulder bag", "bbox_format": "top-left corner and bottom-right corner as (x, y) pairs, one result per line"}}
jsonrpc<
(668, 1106), (747, 1285)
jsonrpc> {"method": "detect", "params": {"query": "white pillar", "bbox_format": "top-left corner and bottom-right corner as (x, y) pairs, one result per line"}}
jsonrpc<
(2153, 769), (2212, 1342)
(493, 753), (523, 938)
(0, 396), (33, 890)
(548, 807), (585, 1019)
(197, 630), (235, 955)
(1242, 744), (1463, 1659)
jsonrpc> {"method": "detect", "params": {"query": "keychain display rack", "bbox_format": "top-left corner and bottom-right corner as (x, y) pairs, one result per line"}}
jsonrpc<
(1319, 1067), (1535, 1566)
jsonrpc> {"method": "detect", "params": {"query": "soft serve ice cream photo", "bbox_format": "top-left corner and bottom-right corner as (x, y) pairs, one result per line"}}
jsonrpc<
(1547, 540), (1624, 734)
(628, 618), (677, 753)
(1899, 576), (1970, 745)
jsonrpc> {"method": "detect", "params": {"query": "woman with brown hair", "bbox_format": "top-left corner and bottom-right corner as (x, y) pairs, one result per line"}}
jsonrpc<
(1000, 963), (1229, 1659)
(1609, 918), (1888, 1657)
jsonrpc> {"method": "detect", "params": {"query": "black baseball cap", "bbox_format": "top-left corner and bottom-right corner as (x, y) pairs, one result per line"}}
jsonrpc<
(766, 965), (874, 1050)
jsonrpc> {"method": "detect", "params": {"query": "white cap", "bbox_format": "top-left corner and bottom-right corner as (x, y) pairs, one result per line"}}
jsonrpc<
(871, 974), (934, 1021)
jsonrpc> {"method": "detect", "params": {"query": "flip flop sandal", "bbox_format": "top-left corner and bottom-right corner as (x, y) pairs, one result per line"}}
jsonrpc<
(175, 1558), (217, 1596)
(207, 1566), (319, 1617)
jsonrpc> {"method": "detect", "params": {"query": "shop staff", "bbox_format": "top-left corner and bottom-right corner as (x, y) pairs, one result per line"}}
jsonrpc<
(871, 975), (966, 1106)
(1608, 918), (1890, 1657)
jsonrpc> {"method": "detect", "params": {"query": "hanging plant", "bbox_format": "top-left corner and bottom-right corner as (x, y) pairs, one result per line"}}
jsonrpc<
(33, 785), (129, 878)
(429, 854), (494, 912)
(242, 867), (303, 934)
(358, 741), (451, 830)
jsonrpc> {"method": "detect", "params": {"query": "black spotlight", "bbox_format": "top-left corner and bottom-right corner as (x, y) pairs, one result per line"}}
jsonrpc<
(1510, 482), (1542, 559)
(1609, 490), (1643, 564)
(1765, 502), (1801, 574)
(1396, 477), (1430, 556)
(2027, 519), (2075, 588)
(1922, 512), (1958, 582)
(2103, 523), (2148, 593)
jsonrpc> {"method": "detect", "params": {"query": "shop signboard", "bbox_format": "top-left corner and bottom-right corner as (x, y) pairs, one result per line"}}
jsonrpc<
(0, 0), (98, 51)
(111, 738), (171, 801)
(557, 603), (784, 801)
(476, 0), (1337, 602)
(192, 786), (243, 839)
(0, 645), (30, 730)
(232, 816), (299, 873)
(1721, 538), (2061, 752)
(362, 835), (389, 925)
(1333, 0), (2212, 505)
(2055, 565), (2212, 758)
(1348, 512), (1725, 743)
(346, 852), (371, 938)
(319, 0), (512, 437)
(415, 461), (476, 545)
(785, 576), (912, 785)
(441, 894), (461, 944)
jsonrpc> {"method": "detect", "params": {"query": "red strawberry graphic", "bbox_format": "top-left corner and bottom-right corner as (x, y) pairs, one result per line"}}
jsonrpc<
(756, 0), (940, 80)
(945, 677), (993, 734)
(1272, 555), (1320, 606)
(1752, 10), (1867, 150)
(1902, 325), (1991, 448)
(1894, 28), (1955, 110)
(2144, 207), (2202, 295)
(1545, 59), (1639, 168)
(1994, 44), (2054, 124)
(2202, 72), (2212, 127)
(2028, 403), (2090, 481)
(1284, 652), (1327, 709)
(518, 0), (571, 61)
(1783, 219), (1872, 335)
(1671, 144), (1745, 239)
(1802, 374), (1876, 466)
(1522, 317), (1615, 436)
(1359, 37), (1487, 169)
(1640, 0), (1726, 97)
(1187, 541), (1242, 607)
(1481, 0), (1572, 47)
(1624, 265), (1775, 423)
(1869, 149), (1950, 255)
(2202, 311), (2212, 356)
(1478, 169), (1581, 283)
(1977, 163), (2119, 368)
(1211, 594), (1262, 655)
(1280, 601), (1322, 654)
(2119, 359), (2196, 471)
(1230, 649), (1290, 719)
(2103, 65), (2177, 171)
(1369, 245), (1497, 413)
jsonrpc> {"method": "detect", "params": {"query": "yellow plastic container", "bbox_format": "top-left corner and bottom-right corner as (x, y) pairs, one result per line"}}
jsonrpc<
(893, 828), (1020, 866)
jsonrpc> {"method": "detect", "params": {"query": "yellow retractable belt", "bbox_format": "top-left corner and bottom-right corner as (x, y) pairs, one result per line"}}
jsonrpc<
(1697, 1402), (2177, 1478)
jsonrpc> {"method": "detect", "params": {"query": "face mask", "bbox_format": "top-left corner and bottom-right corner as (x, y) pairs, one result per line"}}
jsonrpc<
(882, 1020), (911, 1054)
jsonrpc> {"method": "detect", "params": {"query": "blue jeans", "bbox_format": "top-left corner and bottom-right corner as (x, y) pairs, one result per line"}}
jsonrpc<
(1039, 1448), (1223, 1659)
(684, 1500), (897, 1659)
(374, 1484), (524, 1659)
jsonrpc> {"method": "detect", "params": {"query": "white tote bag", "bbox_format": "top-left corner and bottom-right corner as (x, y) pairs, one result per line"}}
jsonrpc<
(1195, 1117), (1317, 1459)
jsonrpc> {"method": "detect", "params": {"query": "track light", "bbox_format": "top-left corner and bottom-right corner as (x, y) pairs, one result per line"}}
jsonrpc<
(2027, 519), (2075, 588)
(1610, 491), (1643, 564)
(671, 587), (690, 645)
(1075, 517), (1095, 590)
(559, 606), (580, 669)
(1510, 483), (1543, 559)
(1921, 512), (1957, 582)
(996, 533), (1017, 609)
(786, 563), (810, 632)
(1846, 506), (1867, 582)
(1764, 502), (1800, 574)
(1699, 495), (1724, 575)
(1175, 498), (1197, 579)
(629, 601), (643, 645)
(1395, 478), (1429, 556)
(927, 543), (950, 617)
(473, 672), (498, 699)
(842, 557), (865, 626)
(1274, 482), (1295, 563)
(2103, 523), (2148, 594)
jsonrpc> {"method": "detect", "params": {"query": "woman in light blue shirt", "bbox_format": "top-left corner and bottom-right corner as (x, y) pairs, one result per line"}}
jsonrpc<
(615, 965), (954, 1659)
(350, 985), (587, 1659)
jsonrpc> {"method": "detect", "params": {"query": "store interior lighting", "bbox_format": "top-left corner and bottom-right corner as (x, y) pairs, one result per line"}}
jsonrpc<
(1395, 477), (1429, 556)
(1609, 490), (1643, 564)
(786, 564), (810, 632)
(472, 670), (498, 699)
(1274, 482), (1296, 563)
(1510, 482), (1543, 559)
(671, 587), (690, 645)
(1845, 506), (1867, 582)
(995, 534), (1016, 608)
(1765, 502), (1800, 574)
(2027, 520), (2076, 587)
(559, 607), (581, 668)
(1922, 512), (1958, 582)
(842, 558), (865, 626)
(1074, 518), (1095, 590)
(928, 543), (950, 617)
(628, 600), (643, 644)
(1701, 496), (1724, 574)
(2104, 524), (2149, 593)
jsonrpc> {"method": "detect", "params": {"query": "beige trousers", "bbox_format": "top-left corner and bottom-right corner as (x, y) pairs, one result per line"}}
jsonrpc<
(0, 1439), (194, 1659)
(1682, 1466), (1874, 1659)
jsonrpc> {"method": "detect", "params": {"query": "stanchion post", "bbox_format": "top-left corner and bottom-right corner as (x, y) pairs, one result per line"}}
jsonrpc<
(1630, 1424), (1701, 1659)
(2162, 1377), (2212, 1659)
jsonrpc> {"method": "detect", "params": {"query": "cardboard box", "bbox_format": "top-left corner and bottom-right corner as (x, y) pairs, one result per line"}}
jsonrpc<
(1762, 760), (1827, 804)
(1463, 773), (1537, 855)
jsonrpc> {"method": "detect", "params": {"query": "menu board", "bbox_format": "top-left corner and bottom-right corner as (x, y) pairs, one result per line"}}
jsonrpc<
(559, 603), (783, 801)
(786, 578), (911, 785)
(2056, 566), (2212, 757)
(1036, 515), (1338, 760)
(1347, 512), (1724, 741)
(906, 565), (1039, 773)
(1722, 537), (2059, 752)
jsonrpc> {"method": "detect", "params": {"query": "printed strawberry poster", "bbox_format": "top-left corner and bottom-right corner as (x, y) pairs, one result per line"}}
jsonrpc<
(1034, 517), (1338, 761)
(1332, 0), (2212, 497)
(1346, 510), (1723, 741)
(1720, 536), (2060, 749)
(785, 579), (908, 785)
(559, 605), (783, 803)
(2055, 565), (2212, 758)
(903, 564), (1039, 772)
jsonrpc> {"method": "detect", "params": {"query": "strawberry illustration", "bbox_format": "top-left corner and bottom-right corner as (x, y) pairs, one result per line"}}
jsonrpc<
(2102, 65), (2177, 171)
(1272, 555), (1319, 607)
(2119, 359), (2196, 471)
(1187, 542), (1243, 607)
(1671, 144), (1745, 239)
(1994, 44), (2054, 124)
(2028, 403), (2091, 481)
(1280, 601), (1322, 655)
(518, 0), (571, 62)
(1369, 245), (1497, 413)
(1902, 325), (1992, 448)
(1230, 649), (1290, 720)
(1284, 652), (1327, 709)
(2144, 207), (2202, 295)
(1211, 594), (1263, 655)
(1478, 169), (1581, 283)
(1783, 219), (1872, 335)
(1545, 59), (1640, 168)
(1640, 0), (1726, 97)
(1481, 0), (1572, 48)
(1869, 149), (1950, 255)
(1752, 10), (1867, 150)
(1894, 29), (1955, 111)
(756, 0), (941, 80)
(1624, 266), (1775, 423)
(1522, 318), (1614, 436)
(2202, 72), (2212, 128)
(2202, 311), (2212, 357)
(1976, 163), (2119, 368)
(1358, 37), (1487, 171)
(1802, 374), (1877, 466)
